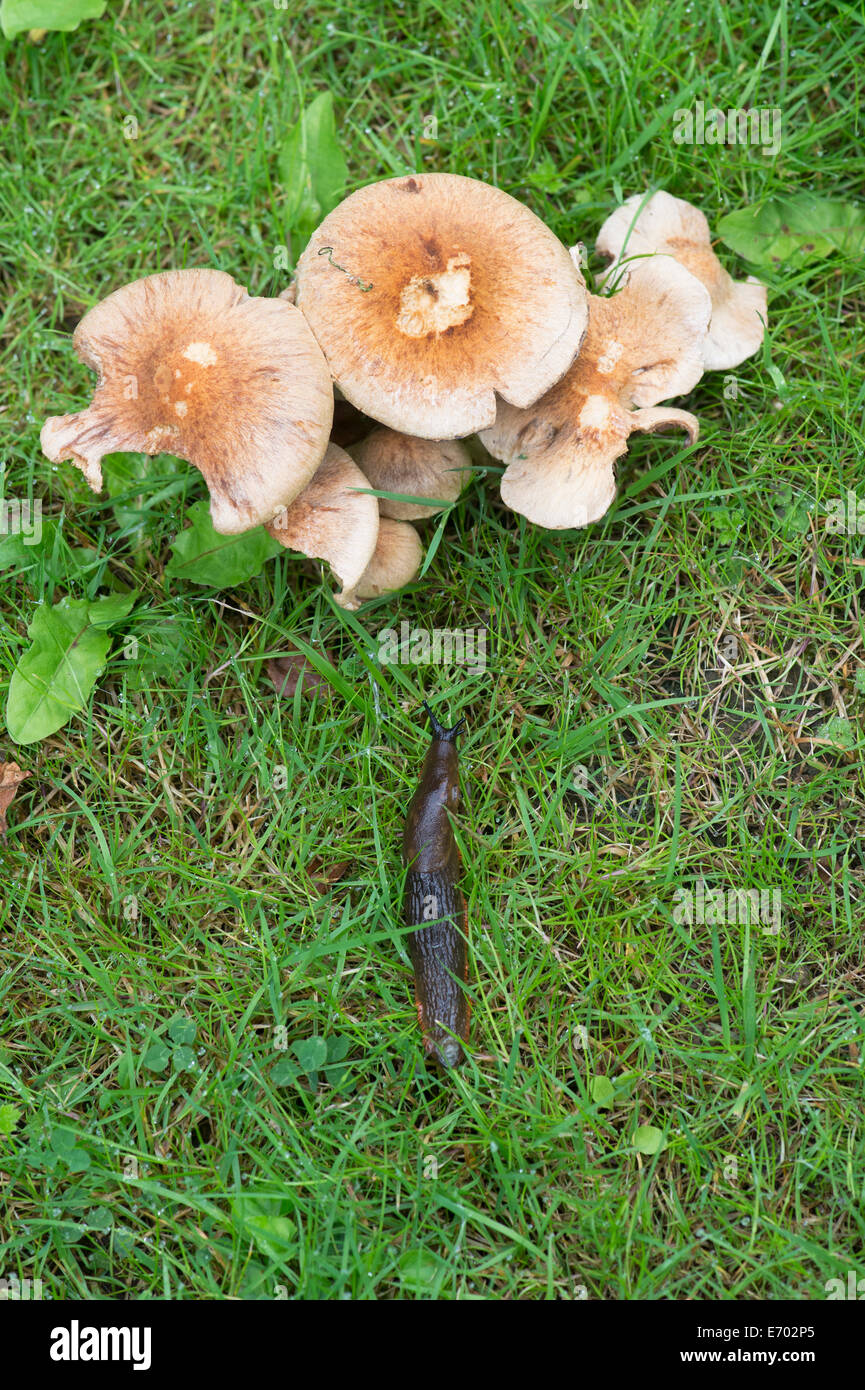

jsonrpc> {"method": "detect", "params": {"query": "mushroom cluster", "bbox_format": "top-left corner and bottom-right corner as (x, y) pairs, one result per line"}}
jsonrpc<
(42, 179), (767, 602)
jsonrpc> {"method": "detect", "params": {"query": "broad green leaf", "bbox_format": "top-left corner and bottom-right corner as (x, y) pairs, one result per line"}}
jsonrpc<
(704, 504), (745, 545)
(168, 1015), (196, 1046)
(634, 1124), (666, 1155)
(6, 598), (110, 744)
(87, 590), (137, 628)
(773, 485), (813, 537)
(68, 545), (98, 569)
(0, 0), (106, 39)
(83, 1206), (113, 1231)
(272, 1056), (299, 1086)
(398, 1249), (442, 1291)
(143, 1041), (170, 1073)
(293, 1035), (328, 1074)
(165, 500), (282, 588)
(591, 1075), (616, 1109)
(817, 716), (855, 751)
(326, 1035), (351, 1063)
(5, 592), (135, 743)
(718, 195), (865, 269)
(244, 1213), (295, 1261)
(172, 1045), (197, 1071)
(279, 92), (348, 251)
(49, 1127), (78, 1156)
(57, 1220), (84, 1242)
(231, 1197), (296, 1261)
(0, 1103), (22, 1136)
(526, 153), (565, 194)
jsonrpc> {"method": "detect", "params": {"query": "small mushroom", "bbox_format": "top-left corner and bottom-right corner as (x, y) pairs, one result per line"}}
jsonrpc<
(266, 443), (379, 607)
(480, 256), (709, 529)
(348, 517), (424, 607)
(295, 173), (588, 439)
(41, 269), (334, 534)
(349, 427), (473, 520)
(596, 190), (767, 370)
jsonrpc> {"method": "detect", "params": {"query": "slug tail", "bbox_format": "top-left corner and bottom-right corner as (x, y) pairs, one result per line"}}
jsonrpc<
(423, 1029), (465, 1070)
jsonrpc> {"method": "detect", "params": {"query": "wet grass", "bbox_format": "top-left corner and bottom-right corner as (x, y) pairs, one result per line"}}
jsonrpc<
(0, 0), (863, 1299)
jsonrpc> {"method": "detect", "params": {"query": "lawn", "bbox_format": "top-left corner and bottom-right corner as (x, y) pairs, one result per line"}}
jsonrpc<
(0, 0), (863, 1301)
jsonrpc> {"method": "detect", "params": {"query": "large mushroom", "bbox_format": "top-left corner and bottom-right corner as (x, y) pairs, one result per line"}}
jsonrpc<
(349, 427), (473, 520)
(41, 269), (334, 534)
(596, 191), (767, 370)
(480, 255), (711, 529)
(295, 173), (589, 439)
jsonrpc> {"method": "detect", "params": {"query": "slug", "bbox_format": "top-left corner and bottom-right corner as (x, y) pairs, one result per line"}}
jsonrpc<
(403, 702), (470, 1069)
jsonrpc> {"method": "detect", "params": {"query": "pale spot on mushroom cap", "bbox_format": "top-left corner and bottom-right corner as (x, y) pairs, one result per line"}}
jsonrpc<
(596, 339), (624, 375)
(174, 400), (188, 418)
(143, 424), (180, 450)
(578, 395), (614, 430)
(174, 368), (182, 379)
(182, 341), (219, 367)
(396, 252), (474, 338)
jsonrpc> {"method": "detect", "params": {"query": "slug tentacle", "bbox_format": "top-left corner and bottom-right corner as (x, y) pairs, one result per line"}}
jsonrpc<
(403, 704), (470, 1069)
(421, 700), (465, 744)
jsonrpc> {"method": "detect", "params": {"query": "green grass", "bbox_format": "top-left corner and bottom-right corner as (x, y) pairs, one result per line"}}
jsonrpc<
(1, 0), (864, 1300)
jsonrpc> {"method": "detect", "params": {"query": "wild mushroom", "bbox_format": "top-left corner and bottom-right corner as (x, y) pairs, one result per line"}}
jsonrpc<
(295, 173), (588, 439)
(41, 269), (334, 534)
(596, 191), (767, 370)
(480, 255), (710, 529)
(349, 517), (424, 607)
(266, 442), (380, 607)
(349, 427), (473, 520)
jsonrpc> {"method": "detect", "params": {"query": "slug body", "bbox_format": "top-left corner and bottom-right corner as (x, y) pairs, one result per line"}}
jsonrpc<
(403, 704), (469, 1068)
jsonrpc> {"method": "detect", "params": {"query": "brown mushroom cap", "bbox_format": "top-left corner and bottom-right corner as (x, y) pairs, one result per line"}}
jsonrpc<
(590, 256), (711, 406)
(596, 191), (767, 371)
(481, 260), (707, 529)
(349, 427), (472, 520)
(41, 269), (334, 534)
(266, 442), (379, 606)
(296, 173), (589, 438)
(350, 517), (424, 607)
